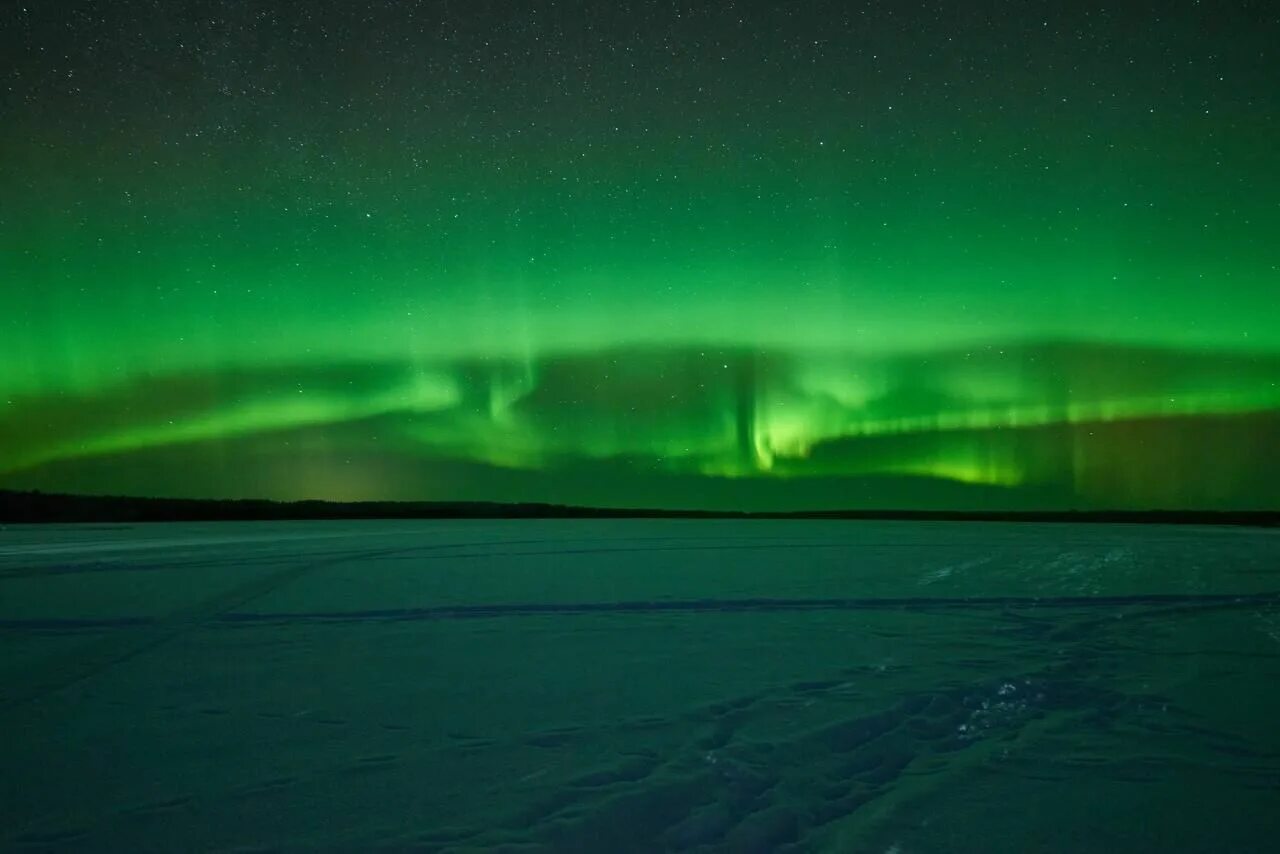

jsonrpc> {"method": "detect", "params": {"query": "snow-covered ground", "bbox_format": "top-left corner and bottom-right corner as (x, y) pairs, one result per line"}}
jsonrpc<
(2, 520), (1279, 851)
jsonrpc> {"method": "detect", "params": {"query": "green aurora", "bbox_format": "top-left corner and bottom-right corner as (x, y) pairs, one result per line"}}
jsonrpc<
(2, 1), (1278, 510)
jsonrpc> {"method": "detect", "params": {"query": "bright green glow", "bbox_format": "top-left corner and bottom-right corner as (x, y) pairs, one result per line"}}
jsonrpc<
(5, 182), (1278, 509)
(3, 4), (1279, 509)
(1, 344), (1277, 508)
(1, 370), (461, 474)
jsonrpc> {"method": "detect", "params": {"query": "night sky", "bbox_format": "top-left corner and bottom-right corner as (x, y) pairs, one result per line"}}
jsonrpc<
(2, 1), (1278, 510)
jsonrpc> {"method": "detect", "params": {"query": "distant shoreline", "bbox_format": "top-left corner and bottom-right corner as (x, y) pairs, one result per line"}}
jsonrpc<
(0, 490), (1275, 527)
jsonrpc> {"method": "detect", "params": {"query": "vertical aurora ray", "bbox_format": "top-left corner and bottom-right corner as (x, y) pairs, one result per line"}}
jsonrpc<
(2, 1), (1277, 509)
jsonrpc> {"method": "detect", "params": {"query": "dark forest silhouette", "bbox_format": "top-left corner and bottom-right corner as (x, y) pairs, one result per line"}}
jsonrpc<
(1, 490), (1274, 526)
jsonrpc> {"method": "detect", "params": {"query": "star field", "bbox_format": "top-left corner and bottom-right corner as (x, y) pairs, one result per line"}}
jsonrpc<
(2, 1), (1277, 509)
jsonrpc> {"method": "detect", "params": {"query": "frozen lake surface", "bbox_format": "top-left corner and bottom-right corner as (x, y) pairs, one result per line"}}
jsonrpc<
(2, 519), (1279, 851)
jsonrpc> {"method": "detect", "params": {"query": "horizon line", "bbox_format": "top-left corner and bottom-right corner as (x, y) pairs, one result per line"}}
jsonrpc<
(1, 489), (1276, 527)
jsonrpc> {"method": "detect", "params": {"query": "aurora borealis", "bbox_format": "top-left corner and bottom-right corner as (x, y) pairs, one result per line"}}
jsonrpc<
(2, 1), (1277, 510)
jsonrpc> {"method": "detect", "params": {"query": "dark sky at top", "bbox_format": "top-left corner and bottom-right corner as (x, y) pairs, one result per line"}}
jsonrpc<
(2, 1), (1278, 509)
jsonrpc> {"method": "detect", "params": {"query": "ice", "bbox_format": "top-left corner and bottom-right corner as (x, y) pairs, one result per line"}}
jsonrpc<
(1, 520), (1279, 851)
